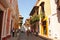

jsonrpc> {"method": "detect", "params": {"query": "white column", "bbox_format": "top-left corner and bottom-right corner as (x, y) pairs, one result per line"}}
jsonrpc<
(1, 10), (5, 38)
(1, 9), (7, 38)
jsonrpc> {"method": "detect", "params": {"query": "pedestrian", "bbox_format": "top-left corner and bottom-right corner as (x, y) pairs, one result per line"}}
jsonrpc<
(12, 28), (15, 37)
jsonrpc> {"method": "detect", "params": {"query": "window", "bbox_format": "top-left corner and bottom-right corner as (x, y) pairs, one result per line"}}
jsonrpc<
(42, 20), (47, 35)
(43, 26), (47, 34)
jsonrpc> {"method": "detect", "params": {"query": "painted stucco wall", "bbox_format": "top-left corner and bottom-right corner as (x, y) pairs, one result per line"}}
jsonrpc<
(36, 0), (60, 40)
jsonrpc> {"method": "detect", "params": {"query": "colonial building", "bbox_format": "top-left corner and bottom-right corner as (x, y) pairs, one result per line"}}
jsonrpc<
(30, 0), (60, 40)
(30, 6), (39, 35)
(0, 0), (19, 40)
(24, 18), (30, 28)
(19, 15), (23, 29)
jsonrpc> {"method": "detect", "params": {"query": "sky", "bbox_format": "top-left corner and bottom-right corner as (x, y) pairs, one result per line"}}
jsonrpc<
(18, 0), (37, 24)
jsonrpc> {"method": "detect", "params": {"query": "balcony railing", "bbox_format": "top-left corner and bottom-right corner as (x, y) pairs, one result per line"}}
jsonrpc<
(30, 15), (39, 24)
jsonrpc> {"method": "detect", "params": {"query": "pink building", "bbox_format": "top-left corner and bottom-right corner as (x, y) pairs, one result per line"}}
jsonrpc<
(0, 0), (19, 40)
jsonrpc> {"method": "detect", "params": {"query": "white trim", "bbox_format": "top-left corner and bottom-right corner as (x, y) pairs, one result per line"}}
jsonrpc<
(6, 8), (9, 35)
(0, 3), (6, 40)
(1, 10), (6, 40)
(1, 8), (8, 38)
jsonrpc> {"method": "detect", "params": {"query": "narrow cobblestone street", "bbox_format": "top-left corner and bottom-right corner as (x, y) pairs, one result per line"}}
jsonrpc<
(18, 32), (43, 40)
(8, 31), (44, 40)
(0, 0), (60, 40)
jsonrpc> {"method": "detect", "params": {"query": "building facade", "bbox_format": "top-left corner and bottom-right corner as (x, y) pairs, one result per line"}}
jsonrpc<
(19, 15), (23, 29)
(30, 0), (60, 40)
(25, 18), (30, 27)
(30, 6), (39, 35)
(0, 0), (19, 40)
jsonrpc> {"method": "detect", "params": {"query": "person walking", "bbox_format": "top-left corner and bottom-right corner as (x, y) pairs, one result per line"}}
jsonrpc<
(12, 28), (15, 37)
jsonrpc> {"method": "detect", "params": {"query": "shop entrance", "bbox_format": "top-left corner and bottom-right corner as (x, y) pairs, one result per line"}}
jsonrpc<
(0, 9), (3, 40)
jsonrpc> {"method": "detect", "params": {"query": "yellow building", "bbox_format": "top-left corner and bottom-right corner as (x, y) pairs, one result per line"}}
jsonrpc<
(35, 0), (49, 37)
(30, 0), (60, 39)
(30, 6), (50, 39)
(36, 0), (60, 40)
(30, 0), (60, 40)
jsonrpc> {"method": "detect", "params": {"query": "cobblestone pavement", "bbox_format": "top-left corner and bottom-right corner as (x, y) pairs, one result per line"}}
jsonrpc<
(8, 31), (50, 40)
(17, 31), (43, 40)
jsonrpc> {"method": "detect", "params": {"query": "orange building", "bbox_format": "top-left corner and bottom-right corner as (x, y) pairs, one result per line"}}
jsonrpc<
(0, 0), (19, 40)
